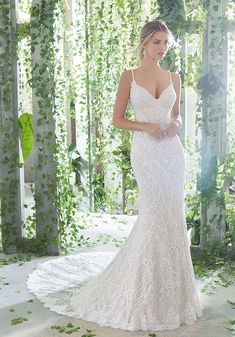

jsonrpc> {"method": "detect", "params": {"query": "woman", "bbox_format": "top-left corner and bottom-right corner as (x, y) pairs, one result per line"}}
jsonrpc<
(27, 20), (203, 331)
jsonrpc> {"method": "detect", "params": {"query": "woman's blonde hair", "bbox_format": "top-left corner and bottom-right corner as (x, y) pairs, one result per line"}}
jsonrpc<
(136, 20), (175, 63)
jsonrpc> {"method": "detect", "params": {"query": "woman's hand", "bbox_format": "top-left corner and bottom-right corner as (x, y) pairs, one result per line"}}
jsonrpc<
(164, 120), (181, 138)
(142, 122), (168, 140)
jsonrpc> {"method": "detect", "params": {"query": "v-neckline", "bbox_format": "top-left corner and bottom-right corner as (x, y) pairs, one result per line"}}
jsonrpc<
(131, 81), (173, 101)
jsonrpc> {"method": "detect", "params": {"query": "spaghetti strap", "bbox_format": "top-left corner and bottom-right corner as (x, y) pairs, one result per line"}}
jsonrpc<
(168, 70), (172, 85)
(131, 69), (135, 82)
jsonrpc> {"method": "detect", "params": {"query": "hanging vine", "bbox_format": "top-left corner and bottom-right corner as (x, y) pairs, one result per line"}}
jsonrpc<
(0, 1), (23, 252)
(73, 0), (144, 214)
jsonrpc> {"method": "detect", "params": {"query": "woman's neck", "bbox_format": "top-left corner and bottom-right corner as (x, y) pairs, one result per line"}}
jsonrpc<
(140, 57), (161, 70)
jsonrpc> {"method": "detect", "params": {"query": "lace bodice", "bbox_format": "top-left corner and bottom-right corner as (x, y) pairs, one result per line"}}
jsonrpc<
(129, 69), (177, 125)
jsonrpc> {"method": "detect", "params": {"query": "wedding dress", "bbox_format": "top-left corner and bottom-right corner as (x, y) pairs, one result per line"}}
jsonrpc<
(26, 69), (203, 331)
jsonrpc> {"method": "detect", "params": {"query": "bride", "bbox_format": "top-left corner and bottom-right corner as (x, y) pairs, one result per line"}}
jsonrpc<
(27, 19), (203, 331)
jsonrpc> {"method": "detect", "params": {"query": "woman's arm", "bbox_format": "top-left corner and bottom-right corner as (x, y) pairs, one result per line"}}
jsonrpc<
(170, 72), (182, 128)
(112, 70), (148, 131)
(164, 72), (182, 138)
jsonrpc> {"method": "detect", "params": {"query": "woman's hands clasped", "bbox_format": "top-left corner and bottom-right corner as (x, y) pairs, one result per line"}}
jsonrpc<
(143, 121), (180, 141)
(164, 121), (180, 138)
(142, 123), (167, 140)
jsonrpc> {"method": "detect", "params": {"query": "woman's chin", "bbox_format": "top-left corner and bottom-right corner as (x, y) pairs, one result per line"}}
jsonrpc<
(154, 55), (165, 61)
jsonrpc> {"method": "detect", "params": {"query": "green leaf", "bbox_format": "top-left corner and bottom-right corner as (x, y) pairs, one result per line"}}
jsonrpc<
(227, 299), (235, 309)
(18, 113), (34, 162)
(81, 330), (96, 337)
(66, 323), (74, 327)
(11, 317), (28, 325)
(66, 328), (80, 334)
(51, 324), (80, 334)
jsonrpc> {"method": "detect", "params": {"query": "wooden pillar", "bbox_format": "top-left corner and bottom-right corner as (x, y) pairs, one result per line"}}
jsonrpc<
(0, 0), (25, 253)
(198, 0), (228, 249)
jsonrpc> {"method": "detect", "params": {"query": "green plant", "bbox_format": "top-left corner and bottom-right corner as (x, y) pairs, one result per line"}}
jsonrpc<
(18, 113), (34, 162)
(11, 317), (28, 325)
(51, 323), (80, 334)
(68, 144), (88, 193)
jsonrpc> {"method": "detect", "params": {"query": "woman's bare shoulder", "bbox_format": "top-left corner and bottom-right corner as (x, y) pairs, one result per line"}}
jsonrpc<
(170, 71), (181, 81)
(170, 71), (181, 87)
(119, 69), (133, 82)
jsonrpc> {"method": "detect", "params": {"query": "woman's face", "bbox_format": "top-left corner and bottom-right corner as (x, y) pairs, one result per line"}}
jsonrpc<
(143, 31), (170, 61)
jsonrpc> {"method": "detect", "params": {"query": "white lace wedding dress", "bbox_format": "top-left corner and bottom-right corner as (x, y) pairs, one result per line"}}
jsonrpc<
(26, 69), (203, 331)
